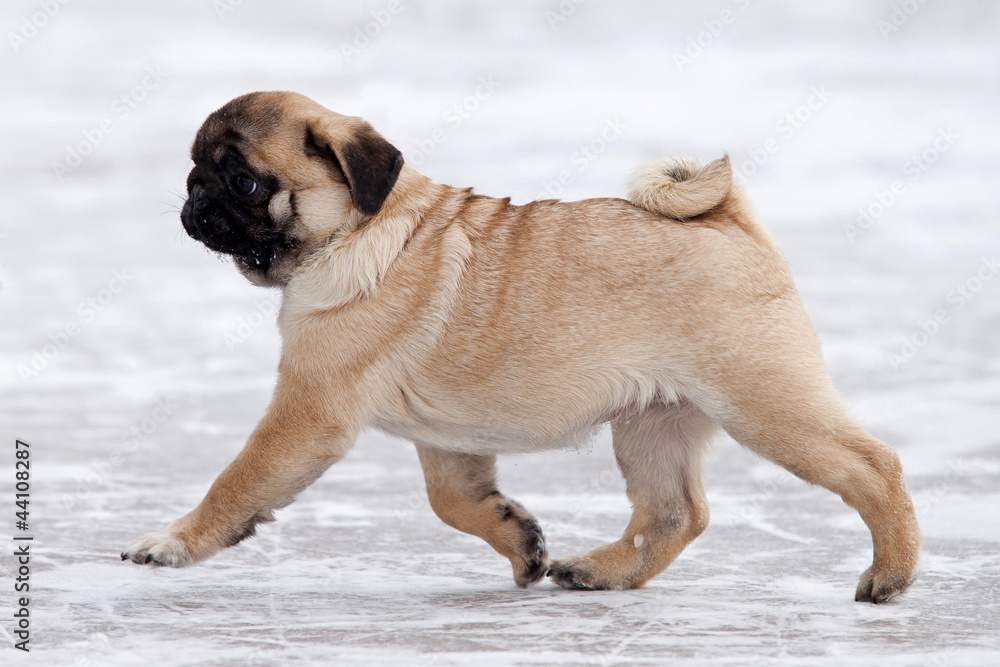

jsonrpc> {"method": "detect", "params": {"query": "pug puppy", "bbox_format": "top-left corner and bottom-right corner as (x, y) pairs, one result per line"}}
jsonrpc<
(122, 91), (919, 603)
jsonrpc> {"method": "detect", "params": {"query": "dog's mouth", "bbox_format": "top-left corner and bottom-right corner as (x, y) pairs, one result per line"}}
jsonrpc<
(231, 239), (296, 274)
(181, 191), (296, 274)
(191, 225), (291, 274)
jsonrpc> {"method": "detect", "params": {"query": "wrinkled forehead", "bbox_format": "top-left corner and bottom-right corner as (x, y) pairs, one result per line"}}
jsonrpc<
(189, 92), (354, 180)
(190, 94), (284, 166)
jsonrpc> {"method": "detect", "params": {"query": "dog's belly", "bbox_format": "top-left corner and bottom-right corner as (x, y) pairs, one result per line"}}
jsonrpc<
(373, 413), (604, 455)
(371, 369), (686, 455)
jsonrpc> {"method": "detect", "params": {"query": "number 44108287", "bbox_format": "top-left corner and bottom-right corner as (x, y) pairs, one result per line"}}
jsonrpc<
(15, 439), (30, 531)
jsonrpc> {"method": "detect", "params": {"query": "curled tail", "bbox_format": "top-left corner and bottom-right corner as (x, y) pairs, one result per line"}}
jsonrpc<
(627, 155), (733, 220)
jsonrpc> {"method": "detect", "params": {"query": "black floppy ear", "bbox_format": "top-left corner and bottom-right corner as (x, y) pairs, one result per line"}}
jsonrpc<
(305, 117), (404, 216)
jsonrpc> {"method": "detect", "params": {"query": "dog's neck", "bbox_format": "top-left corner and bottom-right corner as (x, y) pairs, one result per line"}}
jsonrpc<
(281, 165), (445, 315)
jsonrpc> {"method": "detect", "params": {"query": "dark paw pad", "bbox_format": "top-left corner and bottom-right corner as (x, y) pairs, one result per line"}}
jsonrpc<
(515, 519), (548, 587)
(547, 560), (603, 590)
(856, 568), (911, 604)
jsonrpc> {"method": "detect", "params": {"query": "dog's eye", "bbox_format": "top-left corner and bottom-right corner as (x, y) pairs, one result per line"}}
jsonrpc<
(233, 174), (258, 196)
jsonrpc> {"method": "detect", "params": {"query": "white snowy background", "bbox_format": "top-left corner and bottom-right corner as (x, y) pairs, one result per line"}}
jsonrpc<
(2, 0), (999, 664)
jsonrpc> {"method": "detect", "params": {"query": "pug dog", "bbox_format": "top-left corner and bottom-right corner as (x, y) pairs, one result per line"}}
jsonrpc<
(122, 91), (919, 603)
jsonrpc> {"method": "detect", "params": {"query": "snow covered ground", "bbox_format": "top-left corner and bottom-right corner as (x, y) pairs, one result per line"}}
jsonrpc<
(2, 0), (999, 664)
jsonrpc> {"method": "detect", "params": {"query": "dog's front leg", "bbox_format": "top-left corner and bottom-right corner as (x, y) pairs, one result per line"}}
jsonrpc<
(416, 445), (548, 587)
(122, 377), (356, 567)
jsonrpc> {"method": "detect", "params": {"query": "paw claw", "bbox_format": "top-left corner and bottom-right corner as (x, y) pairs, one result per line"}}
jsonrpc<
(856, 565), (912, 604)
(547, 558), (603, 590)
(506, 510), (549, 587)
(121, 529), (194, 568)
(514, 533), (549, 587)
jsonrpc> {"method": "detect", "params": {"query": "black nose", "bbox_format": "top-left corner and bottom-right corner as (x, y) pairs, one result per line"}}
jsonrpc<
(182, 183), (224, 241)
(191, 184), (209, 215)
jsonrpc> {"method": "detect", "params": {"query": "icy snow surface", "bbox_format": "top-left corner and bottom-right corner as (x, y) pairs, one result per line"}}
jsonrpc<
(2, 1), (999, 664)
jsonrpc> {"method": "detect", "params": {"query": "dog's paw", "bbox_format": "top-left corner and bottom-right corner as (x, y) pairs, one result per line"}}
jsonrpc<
(121, 529), (194, 568)
(513, 519), (549, 587)
(547, 556), (611, 591)
(855, 564), (913, 604)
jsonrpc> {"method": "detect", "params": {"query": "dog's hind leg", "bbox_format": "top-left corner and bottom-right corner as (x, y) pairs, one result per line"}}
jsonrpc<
(680, 286), (920, 602)
(416, 445), (548, 587)
(706, 370), (921, 603)
(548, 400), (718, 590)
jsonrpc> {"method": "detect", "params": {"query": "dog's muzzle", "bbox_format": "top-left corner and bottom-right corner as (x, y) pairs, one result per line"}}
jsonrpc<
(182, 184), (238, 250)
